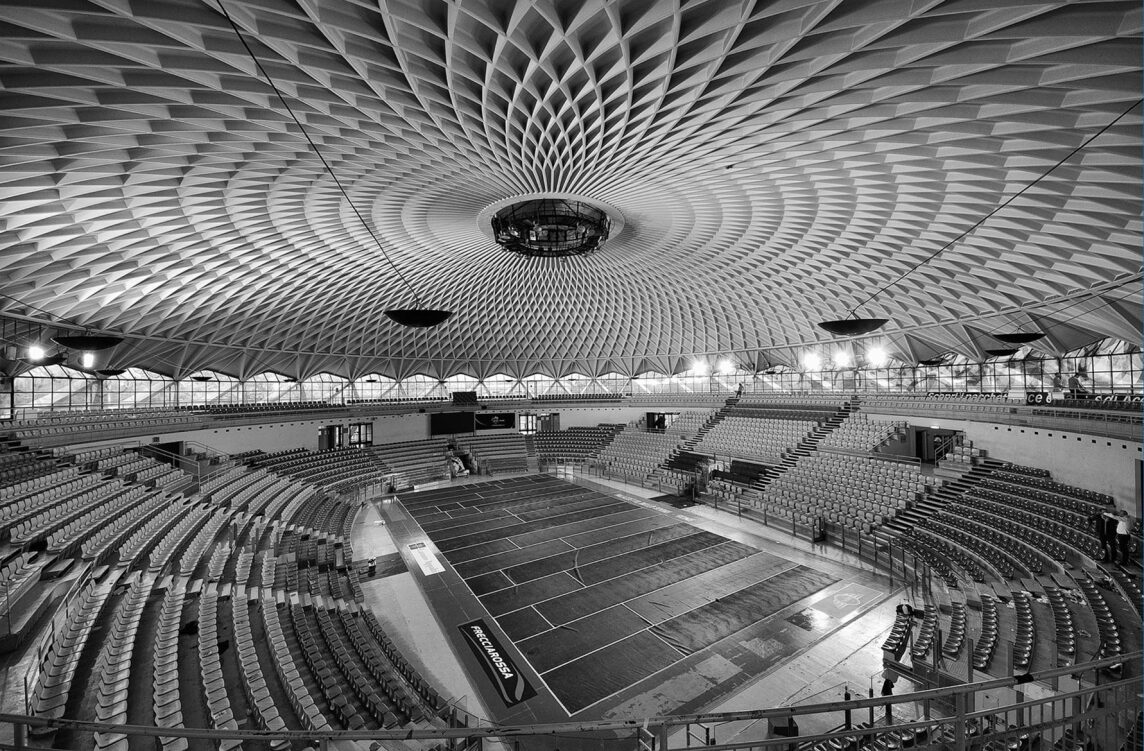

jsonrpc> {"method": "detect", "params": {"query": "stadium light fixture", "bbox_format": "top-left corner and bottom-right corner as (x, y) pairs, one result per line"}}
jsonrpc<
(81, 352), (95, 369)
(52, 333), (124, 350)
(993, 332), (1044, 345)
(26, 344), (45, 361)
(867, 347), (888, 367)
(817, 318), (888, 336)
(802, 352), (822, 371)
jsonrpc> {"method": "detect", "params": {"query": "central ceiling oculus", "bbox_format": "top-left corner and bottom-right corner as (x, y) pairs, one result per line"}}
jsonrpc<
(492, 198), (612, 258)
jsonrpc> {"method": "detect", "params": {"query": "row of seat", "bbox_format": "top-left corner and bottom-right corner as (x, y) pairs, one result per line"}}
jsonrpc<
(1011, 591), (1035, 671)
(31, 577), (114, 725)
(924, 515), (1027, 580)
(0, 472), (100, 521)
(973, 595), (1000, 671)
(990, 467), (1113, 510)
(198, 591), (242, 749)
(152, 583), (187, 750)
(91, 575), (149, 750)
(11, 481), (145, 546)
(533, 425), (622, 462)
(816, 414), (905, 452)
(178, 511), (230, 577)
(133, 504), (207, 573)
(260, 585), (333, 733)
(44, 486), (157, 555)
(0, 463), (81, 501)
(231, 582), (290, 750)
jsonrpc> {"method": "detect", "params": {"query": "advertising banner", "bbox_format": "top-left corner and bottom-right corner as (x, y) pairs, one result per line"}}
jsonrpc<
(475, 412), (516, 430)
(458, 619), (536, 707)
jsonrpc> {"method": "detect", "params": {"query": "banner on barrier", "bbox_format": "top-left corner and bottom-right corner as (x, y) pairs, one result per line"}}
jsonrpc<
(458, 619), (536, 707)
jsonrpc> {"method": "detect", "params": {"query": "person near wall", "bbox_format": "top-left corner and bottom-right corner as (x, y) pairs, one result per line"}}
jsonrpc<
(1095, 511), (1119, 563)
(1115, 510), (1133, 565)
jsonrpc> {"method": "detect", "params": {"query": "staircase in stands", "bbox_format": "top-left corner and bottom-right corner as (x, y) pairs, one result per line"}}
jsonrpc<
(876, 454), (1001, 546)
(650, 396), (739, 482)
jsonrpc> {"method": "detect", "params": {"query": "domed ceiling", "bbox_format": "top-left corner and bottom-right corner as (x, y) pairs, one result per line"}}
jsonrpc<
(0, 0), (1140, 381)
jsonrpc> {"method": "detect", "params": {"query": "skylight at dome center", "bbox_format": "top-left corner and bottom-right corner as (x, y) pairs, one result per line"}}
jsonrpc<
(492, 199), (612, 258)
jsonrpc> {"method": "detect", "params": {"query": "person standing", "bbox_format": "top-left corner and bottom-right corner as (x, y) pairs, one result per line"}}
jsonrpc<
(1115, 510), (1133, 565)
(1099, 510), (1120, 563)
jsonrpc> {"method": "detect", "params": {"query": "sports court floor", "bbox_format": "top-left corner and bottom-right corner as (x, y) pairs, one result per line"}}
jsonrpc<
(379, 475), (892, 721)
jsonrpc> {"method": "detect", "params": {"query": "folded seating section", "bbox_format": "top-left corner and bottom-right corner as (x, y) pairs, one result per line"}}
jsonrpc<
(757, 453), (926, 535)
(91, 575), (150, 751)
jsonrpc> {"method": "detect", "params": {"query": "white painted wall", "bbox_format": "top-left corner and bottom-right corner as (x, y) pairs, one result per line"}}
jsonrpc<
(548, 407), (647, 428)
(110, 412), (432, 455)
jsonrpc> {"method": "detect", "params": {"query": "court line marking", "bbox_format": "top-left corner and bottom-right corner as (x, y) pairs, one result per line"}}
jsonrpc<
(550, 577), (871, 716)
(530, 557), (804, 676)
(469, 528), (723, 598)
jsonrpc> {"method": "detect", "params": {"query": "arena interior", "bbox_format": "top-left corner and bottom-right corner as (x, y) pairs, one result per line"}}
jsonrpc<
(0, 1), (1140, 750)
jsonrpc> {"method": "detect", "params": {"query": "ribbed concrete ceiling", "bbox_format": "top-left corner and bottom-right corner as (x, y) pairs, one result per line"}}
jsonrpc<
(0, 0), (1140, 381)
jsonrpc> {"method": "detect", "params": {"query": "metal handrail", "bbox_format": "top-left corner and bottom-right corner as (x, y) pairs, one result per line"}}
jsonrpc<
(6, 653), (1136, 745)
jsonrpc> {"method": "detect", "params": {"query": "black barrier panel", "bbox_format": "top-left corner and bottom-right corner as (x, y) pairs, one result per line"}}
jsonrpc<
(458, 619), (537, 707)
(476, 412), (516, 430)
(1025, 391), (1051, 405)
(431, 410), (474, 435)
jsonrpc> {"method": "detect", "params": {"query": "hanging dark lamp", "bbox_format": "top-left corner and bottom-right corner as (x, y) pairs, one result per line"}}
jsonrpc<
(217, 0), (451, 328)
(816, 317), (889, 337)
(51, 333), (123, 350)
(992, 332), (1045, 345)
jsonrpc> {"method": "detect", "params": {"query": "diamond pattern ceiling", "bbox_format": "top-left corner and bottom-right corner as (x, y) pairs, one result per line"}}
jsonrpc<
(0, 0), (1140, 380)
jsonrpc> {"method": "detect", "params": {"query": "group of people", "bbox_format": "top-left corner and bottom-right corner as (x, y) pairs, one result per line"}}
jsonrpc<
(1093, 508), (1134, 565)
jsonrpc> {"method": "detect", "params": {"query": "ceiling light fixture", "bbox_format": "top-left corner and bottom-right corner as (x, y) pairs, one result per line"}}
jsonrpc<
(492, 199), (611, 258)
(216, 0), (451, 328)
(817, 318), (888, 336)
(992, 332), (1045, 345)
(52, 334), (124, 350)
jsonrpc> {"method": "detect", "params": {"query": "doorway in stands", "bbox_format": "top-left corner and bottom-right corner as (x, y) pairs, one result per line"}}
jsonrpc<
(519, 413), (549, 434)
(318, 424), (342, 450)
(347, 422), (373, 447)
(909, 426), (960, 463)
(645, 412), (677, 433)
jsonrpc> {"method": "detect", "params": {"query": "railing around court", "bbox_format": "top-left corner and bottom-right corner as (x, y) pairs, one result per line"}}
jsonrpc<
(2, 653), (1136, 751)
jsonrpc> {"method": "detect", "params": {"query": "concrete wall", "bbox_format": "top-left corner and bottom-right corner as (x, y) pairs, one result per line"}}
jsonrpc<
(546, 407), (646, 428)
(106, 412), (433, 456)
(867, 412), (1142, 509)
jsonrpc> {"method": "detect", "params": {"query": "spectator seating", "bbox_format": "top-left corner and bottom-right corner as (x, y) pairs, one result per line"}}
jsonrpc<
(532, 392), (623, 402)
(972, 594), (1000, 671)
(255, 448), (393, 493)
(453, 433), (529, 474)
(590, 427), (683, 481)
(693, 415), (815, 464)
(91, 573), (149, 750)
(816, 413), (906, 453)
(153, 583), (187, 750)
(533, 424), (623, 464)
(759, 453), (925, 534)
(30, 575), (116, 727)
(370, 440), (450, 488)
